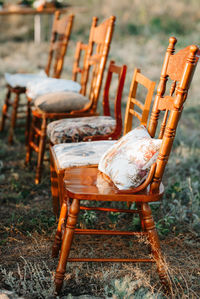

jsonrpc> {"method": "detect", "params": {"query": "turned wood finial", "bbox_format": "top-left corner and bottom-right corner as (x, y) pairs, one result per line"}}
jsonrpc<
(168, 36), (177, 47)
(167, 37), (177, 55)
(110, 15), (116, 23)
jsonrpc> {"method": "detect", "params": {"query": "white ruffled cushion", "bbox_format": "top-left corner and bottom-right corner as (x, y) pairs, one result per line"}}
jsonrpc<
(98, 125), (162, 190)
(26, 78), (81, 100)
(47, 116), (116, 144)
(34, 91), (89, 113)
(53, 140), (116, 169)
(5, 71), (48, 88)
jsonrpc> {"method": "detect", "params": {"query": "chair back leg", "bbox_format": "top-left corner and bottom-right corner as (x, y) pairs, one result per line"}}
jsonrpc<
(50, 147), (60, 216)
(0, 88), (11, 132)
(35, 117), (47, 184)
(8, 93), (20, 144)
(52, 199), (68, 258)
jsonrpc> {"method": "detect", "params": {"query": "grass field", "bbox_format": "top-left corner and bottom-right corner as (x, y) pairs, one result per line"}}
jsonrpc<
(0, 0), (200, 298)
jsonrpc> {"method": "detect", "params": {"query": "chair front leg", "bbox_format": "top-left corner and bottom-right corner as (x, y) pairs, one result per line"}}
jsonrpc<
(25, 115), (36, 165)
(136, 202), (145, 231)
(8, 92), (20, 144)
(141, 203), (171, 290)
(35, 116), (47, 184)
(52, 197), (68, 258)
(55, 198), (80, 295)
(50, 148), (60, 216)
(25, 100), (32, 146)
(0, 88), (11, 132)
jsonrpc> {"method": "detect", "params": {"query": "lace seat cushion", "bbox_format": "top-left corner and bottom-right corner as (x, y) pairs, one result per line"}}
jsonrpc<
(53, 140), (116, 170)
(34, 91), (90, 113)
(4, 71), (48, 88)
(98, 125), (162, 190)
(26, 78), (81, 100)
(47, 116), (116, 144)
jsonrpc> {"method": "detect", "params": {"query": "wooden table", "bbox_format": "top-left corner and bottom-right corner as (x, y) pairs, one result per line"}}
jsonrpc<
(0, 7), (69, 43)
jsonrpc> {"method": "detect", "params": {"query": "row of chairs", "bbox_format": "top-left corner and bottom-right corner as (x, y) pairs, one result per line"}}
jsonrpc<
(0, 11), (199, 296)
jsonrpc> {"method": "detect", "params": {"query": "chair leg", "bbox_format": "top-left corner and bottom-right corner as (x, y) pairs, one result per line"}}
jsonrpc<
(58, 172), (65, 209)
(55, 198), (80, 295)
(25, 115), (36, 165)
(25, 100), (32, 146)
(136, 203), (145, 231)
(8, 93), (20, 144)
(52, 198), (68, 258)
(35, 117), (47, 184)
(50, 149), (60, 216)
(0, 88), (11, 132)
(141, 203), (171, 290)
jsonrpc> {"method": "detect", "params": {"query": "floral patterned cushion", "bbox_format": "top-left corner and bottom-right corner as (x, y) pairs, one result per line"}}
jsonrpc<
(98, 125), (162, 190)
(5, 71), (48, 88)
(34, 91), (89, 113)
(26, 78), (81, 100)
(53, 140), (116, 169)
(47, 116), (116, 144)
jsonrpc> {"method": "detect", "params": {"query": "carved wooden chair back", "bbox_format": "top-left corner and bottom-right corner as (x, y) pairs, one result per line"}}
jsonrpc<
(123, 68), (156, 135)
(80, 16), (116, 112)
(45, 12), (74, 78)
(147, 38), (199, 193)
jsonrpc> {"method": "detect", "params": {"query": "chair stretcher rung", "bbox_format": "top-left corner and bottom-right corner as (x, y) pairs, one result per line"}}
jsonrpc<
(30, 141), (39, 152)
(80, 206), (138, 213)
(129, 109), (142, 120)
(68, 258), (155, 263)
(130, 98), (144, 110)
(33, 126), (42, 136)
(75, 229), (147, 236)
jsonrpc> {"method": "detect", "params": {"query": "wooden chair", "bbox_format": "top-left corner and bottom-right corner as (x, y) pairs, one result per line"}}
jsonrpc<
(52, 39), (199, 294)
(49, 66), (155, 216)
(0, 12), (74, 144)
(25, 16), (116, 184)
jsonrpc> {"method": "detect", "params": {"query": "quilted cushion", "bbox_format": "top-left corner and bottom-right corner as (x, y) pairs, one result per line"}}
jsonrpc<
(47, 116), (116, 144)
(5, 71), (47, 88)
(34, 91), (89, 113)
(98, 125), (162, 190)
(26, 78), (81, 100)
(53, 140), (116, 169)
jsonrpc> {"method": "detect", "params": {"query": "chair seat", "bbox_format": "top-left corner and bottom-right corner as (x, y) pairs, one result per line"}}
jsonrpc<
(52, 140), (116, 170)
(26, 77), (81, 100)
(47, 116), (116, 144)
(4, 71), (48, 88)
(64, 166), (164, 202)
(34, 91), (90, 113)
